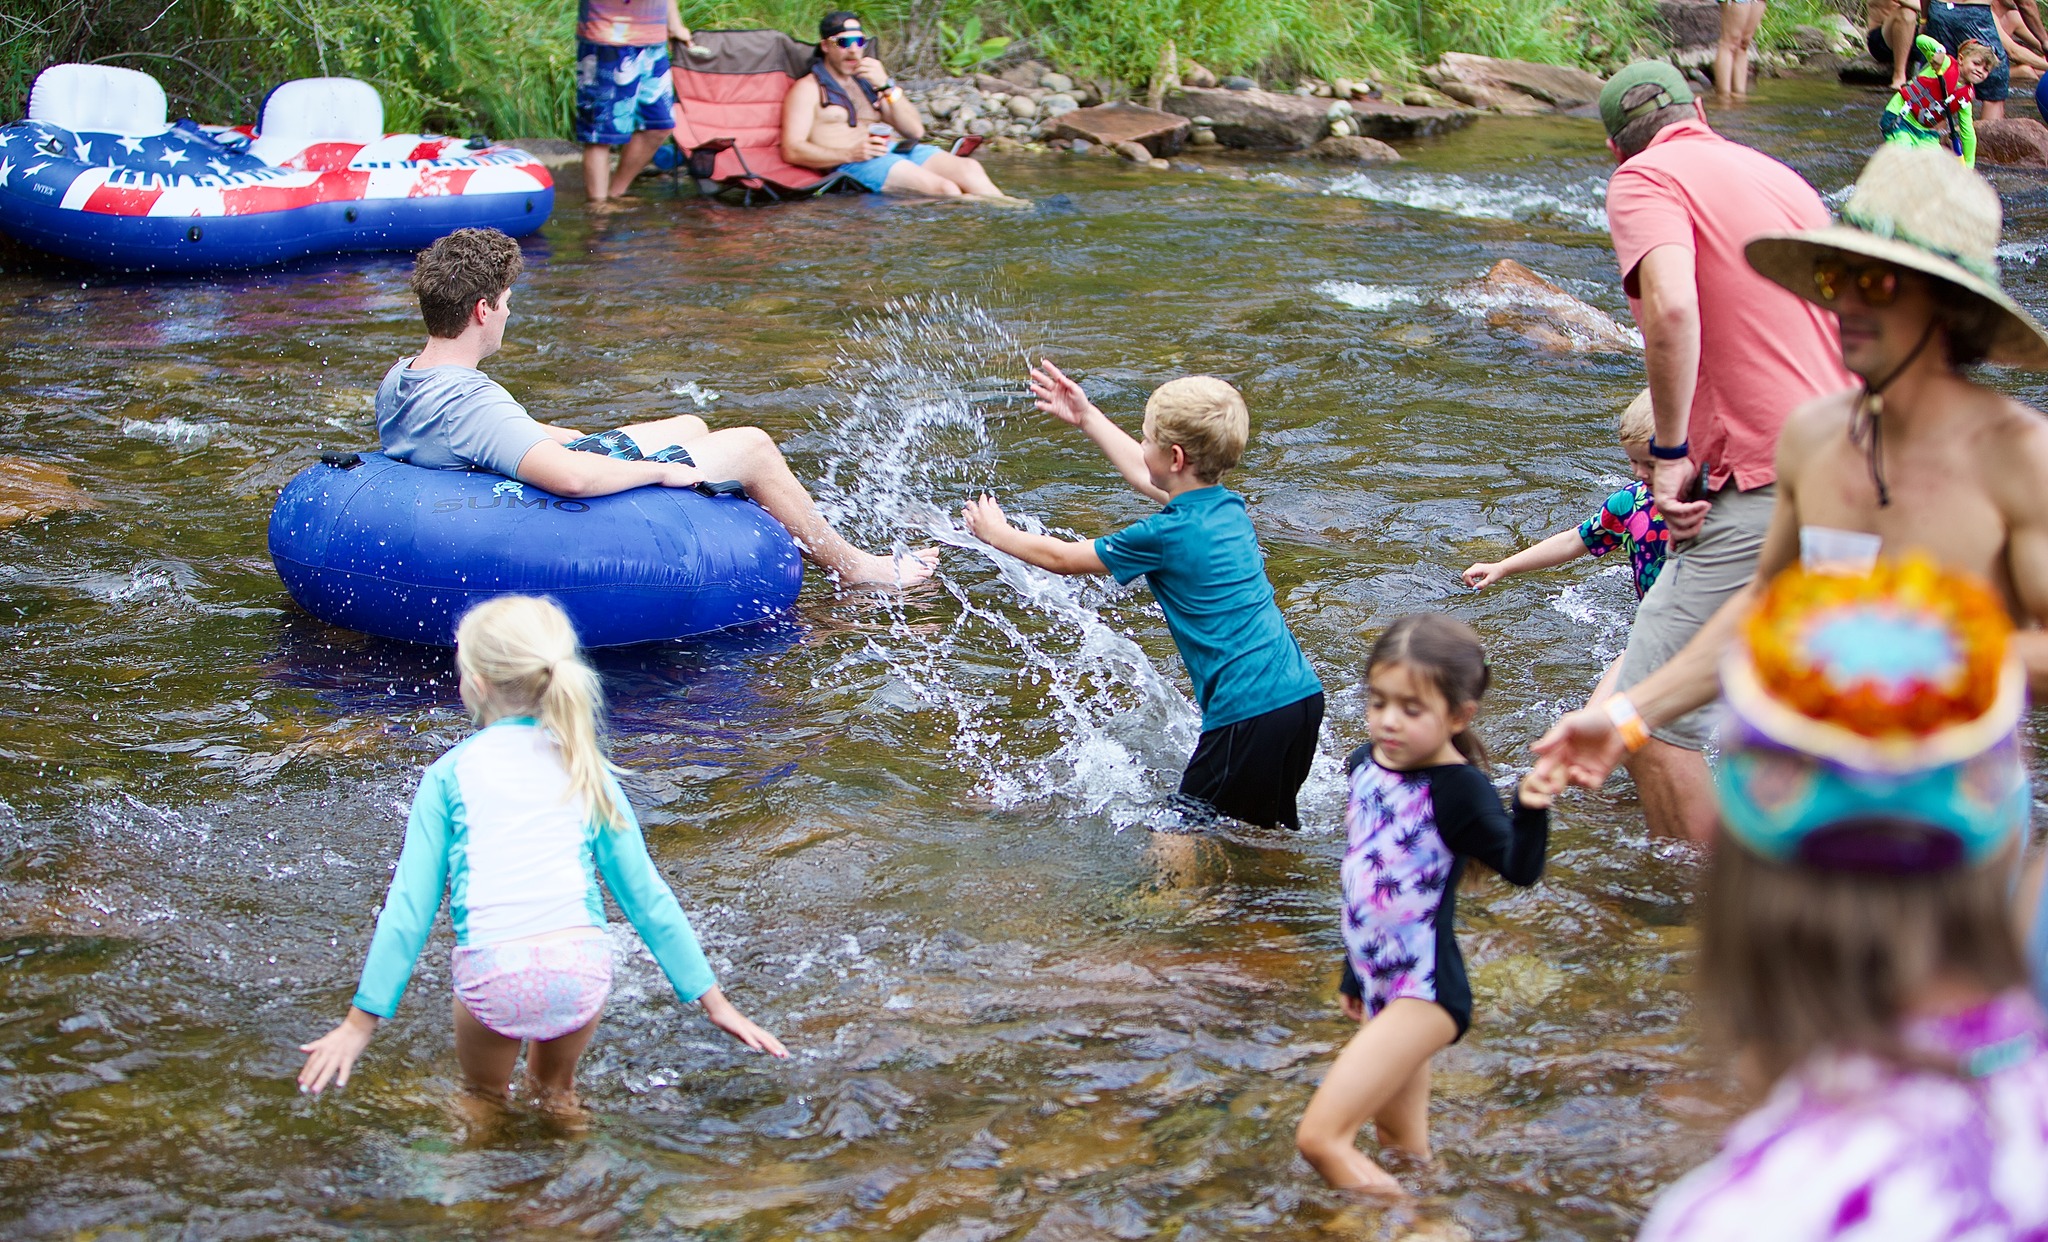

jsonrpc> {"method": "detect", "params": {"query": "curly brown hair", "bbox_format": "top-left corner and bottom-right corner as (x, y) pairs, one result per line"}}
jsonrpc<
(411, 228), (524, 339)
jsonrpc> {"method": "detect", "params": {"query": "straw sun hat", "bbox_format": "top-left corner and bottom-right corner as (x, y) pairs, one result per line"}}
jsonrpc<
(1745, 143), (2048, 369)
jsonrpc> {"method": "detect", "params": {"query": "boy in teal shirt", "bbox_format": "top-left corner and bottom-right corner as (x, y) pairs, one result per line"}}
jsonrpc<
(962, 362), (1325, 829)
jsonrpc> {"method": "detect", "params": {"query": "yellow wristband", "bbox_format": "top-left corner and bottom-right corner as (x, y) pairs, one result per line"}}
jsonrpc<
(1604, 693), (1650, 754)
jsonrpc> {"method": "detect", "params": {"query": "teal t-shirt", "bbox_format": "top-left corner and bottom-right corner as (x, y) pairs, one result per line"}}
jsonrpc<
(1093, 486), (1323, 731)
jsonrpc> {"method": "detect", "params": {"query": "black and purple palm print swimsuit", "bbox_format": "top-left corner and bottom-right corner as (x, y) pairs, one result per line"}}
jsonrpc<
(1339, 747), (1549, 1039)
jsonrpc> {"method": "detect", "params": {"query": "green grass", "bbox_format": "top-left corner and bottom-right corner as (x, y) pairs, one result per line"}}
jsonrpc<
(3, 0), (1859, 137)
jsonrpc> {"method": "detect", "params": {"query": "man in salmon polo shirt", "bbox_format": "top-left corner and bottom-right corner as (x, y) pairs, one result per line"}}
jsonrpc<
(1576, 63), (1853, 842)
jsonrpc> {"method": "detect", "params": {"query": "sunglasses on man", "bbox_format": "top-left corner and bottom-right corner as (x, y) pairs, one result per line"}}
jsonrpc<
(1811, 255), (1901, 307)
(829, 33), (870, 49)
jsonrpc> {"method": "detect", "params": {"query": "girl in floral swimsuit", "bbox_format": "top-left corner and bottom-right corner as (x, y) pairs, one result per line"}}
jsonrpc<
(1294, 613), (1560, 1195)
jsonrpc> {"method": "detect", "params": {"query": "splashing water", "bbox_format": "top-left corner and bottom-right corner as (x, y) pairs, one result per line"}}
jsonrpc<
(804, 294), (1203, 825)
(122, 416), (214, 447)
(1324, 170), (1611, 231)
(1314, 280), (1424, 312)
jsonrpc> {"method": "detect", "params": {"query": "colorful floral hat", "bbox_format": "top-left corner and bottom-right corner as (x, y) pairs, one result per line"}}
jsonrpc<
(1716, 557), (2028, 871)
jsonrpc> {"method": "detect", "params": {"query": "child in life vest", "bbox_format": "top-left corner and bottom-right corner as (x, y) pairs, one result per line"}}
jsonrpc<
(1881, 36), (1999, 166)
(1638, 559), (2048, 1239)
(1294, 613), (1561, 1194)
(297, 595), (786, 1114)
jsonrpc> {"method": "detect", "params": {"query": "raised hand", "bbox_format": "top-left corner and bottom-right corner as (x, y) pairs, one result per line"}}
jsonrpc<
(698, 987), (789, 1058)
(1027, 360), (1096, 430)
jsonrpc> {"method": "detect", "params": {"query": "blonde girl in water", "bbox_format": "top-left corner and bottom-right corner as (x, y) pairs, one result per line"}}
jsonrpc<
(298, 595), (785, 1115)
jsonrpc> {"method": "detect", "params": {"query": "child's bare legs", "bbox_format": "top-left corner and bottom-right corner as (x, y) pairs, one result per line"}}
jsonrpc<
(1296, 998), (1458, 1193)
(1714, 1), (1767, 99)
(453, 998), (601, 1114)
(619, 416), (940, 589)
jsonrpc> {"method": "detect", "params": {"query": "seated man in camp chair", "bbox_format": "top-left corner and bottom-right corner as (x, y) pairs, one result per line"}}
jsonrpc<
(779, 10), (1005, 197)
(378, 228), (938, 589)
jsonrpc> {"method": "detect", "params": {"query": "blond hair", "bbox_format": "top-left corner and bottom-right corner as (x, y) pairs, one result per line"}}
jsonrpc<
(1958, 39), (2000, 65)
(454, 596), (627, 829)
(1144, 376), (1249, 483)
(1617, 388), (1654, 446)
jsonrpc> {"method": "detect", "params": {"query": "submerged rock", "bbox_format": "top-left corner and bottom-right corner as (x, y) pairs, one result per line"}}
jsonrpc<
(1306, 135), (1401, 163)
(0, 456), (97, 525)
(1045, 102), (1191, 156)
(1162, 85), (1330, 149)
(1450, 260), (1642, 353)
(1978, 118), (2048, 167)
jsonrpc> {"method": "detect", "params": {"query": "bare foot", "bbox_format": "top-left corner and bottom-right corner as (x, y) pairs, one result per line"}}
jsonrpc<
(837, 547), (939, 590)
(1337, 1158), (1411, 1200)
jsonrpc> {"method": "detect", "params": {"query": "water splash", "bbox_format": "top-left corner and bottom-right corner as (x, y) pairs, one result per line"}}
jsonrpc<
(1314, 280), (1423, 312)
(670, 379), (722, 407)
(804, 294), (1203, 825)
(1324, 170), (1610, 231)
(2000, 238), (2048, 266)
(122, 417), (214, 447)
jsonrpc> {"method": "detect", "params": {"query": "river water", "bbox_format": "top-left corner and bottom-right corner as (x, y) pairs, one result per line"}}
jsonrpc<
(4, 77), (2047, 1239)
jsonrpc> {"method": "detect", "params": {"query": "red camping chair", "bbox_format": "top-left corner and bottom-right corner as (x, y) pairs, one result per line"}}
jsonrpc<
(669, 29), (853, 202)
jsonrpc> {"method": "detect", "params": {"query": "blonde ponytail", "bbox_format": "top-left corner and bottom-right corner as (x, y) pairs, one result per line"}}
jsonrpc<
(454, 595), (628, 829)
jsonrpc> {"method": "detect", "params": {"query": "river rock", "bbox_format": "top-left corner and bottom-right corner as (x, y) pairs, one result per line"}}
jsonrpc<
(1346, 99), (1477, 141)
(1045, 102), (1191, 156)
(1191, 127), (1218, 146)
(1183, 59), (1219, 88)
(968, 117), (996, 136)
(1452, 260), (1642, 353)
(1657, 0), (1722, 65)
(1422, 52), (1604, 115)
(0, 456), (97, 525)
(999, 60), (1049, 90)
(1307, 135), (1401, 163)
(1007, 95), (1038, 118)
(1040, 71), (1073, 93)
(1222, 75), (1258, 91)
(1978, 118), (2048, 166)
(1039, 93), (1079, 119)
(1113, 139), (1154, 163)
(1162, 85), (1329, 148)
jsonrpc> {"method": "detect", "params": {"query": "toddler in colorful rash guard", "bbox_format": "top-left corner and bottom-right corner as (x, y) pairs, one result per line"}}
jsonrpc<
(298, 596), (785, 1115)
(1639, 559), (2048, 1241)
(1294, 613), (1559, 1195)
(1463, 389), (1668, 601)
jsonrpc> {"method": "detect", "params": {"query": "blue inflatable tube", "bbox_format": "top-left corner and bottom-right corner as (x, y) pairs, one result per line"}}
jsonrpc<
(268, 453), (804, 647)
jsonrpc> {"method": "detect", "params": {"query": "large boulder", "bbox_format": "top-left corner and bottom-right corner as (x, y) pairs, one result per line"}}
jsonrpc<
(1161, 86), (1330, 148)
(1656, 0), (1722, 66)
(1045, 102), (1191, 156)
(1978, 118), (2048, 166)
(1306, 135), (1401, 163)
(1346, 99), (1478, 141)
(1451, 260), (1642, 353)
(1422, 52), (1605, 116)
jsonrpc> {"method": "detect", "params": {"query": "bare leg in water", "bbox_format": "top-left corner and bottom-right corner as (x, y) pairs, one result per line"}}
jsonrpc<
(621, 414), (939, 588)
(1295, 998), (1458, 1195)
(453, 998), (602, 1122)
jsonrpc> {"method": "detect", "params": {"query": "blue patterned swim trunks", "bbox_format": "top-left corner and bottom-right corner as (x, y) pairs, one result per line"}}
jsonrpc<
(574, 42), (677, 145)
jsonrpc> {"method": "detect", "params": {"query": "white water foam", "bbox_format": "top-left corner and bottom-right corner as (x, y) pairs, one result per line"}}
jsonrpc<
(670, 379), (722, 407)
(122, 417), (214, 447)
(805, 295), (1205, 826)
(2000, 239), (2048, 267)
(1315, 280), (1424, 312)
(1324, 170), (1611, 231)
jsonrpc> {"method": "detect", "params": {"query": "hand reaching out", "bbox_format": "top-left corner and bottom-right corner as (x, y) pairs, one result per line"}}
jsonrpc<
(1515, 759), (1568, 809)
(961, 494), (1015, 545)
(298, 1008), (378, 1096)
(1529, 706), (1629, 791)
(1463, 562), (1507, 590)
(698, 987), (789, 1058)
(1027, 360), (1098, 430)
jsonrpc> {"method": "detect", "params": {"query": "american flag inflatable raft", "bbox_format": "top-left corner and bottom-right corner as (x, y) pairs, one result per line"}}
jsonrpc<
(0, 66), (554, 272)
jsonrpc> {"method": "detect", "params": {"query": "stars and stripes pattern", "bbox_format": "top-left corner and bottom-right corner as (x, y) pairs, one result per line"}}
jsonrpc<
(0, 118), (552, 222)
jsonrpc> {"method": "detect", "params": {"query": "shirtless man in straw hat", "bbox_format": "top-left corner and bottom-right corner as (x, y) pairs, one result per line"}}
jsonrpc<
(1532, 142), (2048, 800)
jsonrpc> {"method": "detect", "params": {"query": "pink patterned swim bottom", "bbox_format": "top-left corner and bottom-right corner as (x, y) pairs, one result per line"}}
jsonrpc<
(451, 932), (612, 1042)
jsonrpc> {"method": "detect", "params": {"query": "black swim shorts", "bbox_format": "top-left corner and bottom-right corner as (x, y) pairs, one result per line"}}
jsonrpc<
(564, 428), (696, 465)
(1927, 0), (2010, 100)
(1866, 25), (1927, 77)
(1175, 690), (1325, 831)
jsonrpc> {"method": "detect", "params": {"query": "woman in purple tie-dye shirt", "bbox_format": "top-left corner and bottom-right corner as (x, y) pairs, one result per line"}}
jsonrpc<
(1637, 561), (2048, 1241)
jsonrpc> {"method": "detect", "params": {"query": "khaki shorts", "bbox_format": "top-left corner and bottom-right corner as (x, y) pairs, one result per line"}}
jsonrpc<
(1615, 483), (1776, 750)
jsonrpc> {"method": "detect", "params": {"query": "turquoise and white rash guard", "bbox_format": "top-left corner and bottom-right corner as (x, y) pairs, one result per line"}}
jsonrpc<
(351, 717), (717, 1018)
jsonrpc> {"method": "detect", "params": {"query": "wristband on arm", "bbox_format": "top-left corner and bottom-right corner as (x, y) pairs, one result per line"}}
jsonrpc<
(1648, 438), (1690, 461)
(1604, 693), (1652, 753)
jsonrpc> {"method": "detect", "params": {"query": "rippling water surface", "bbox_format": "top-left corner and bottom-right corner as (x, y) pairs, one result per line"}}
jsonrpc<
(5, 78), (2048, 1239)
